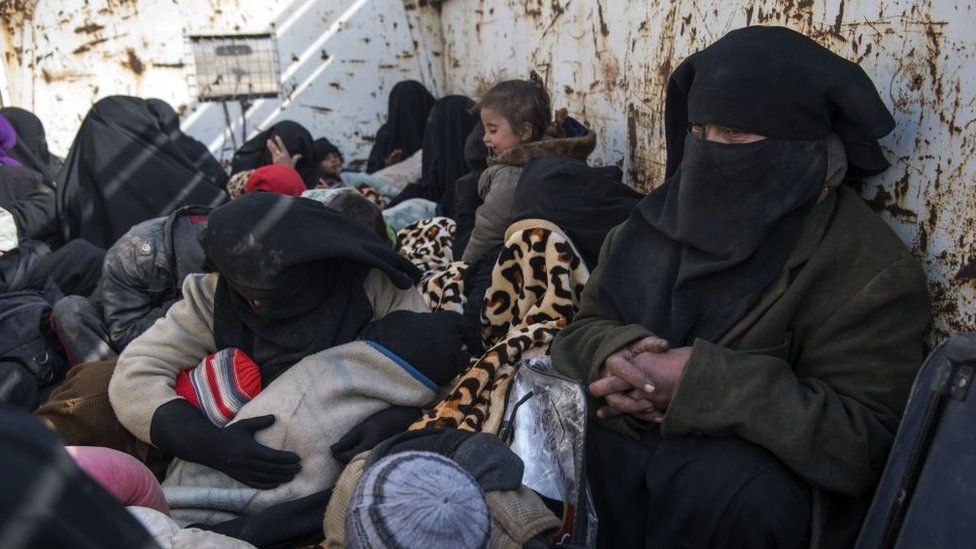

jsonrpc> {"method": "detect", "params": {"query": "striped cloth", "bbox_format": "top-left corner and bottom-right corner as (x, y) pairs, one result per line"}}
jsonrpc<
(175, 348), (262, 426)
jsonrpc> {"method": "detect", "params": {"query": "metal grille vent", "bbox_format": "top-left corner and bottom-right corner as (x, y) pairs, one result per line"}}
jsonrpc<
(188, 34), (280, 101)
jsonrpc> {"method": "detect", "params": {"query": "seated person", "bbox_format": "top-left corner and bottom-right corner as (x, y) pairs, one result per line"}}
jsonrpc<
(313, 137), (344, 188)
(366, 80), (436, 174)
(52, 206), (212, 365)
(452, 122), (489, 258)
(108, 193), (466, 543)
(0, 113), (57, 244)
(386, 95), (478, 214)
(302, 186), (394, 245)
(551, 27), (929, 549)
(230, 120), (318, 189)
(462, 75), (596, 263)
(58, 96), (228, 248)
(0, 106), (63, 184)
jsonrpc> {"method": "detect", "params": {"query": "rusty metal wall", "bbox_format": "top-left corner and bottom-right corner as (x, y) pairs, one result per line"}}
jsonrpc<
(437, 0), (976, 342)
(0, 0), (446, 166)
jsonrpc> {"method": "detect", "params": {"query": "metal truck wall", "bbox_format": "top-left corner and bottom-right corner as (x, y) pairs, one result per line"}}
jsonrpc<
(0, 0), (445, 166)
(436, 0), (976, 342)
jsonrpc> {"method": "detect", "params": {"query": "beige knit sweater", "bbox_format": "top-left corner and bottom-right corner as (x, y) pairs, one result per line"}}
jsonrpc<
(109, 270), (429, 443)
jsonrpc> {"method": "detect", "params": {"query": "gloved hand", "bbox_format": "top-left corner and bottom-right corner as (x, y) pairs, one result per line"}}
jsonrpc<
(150, 399), (300, 489)
(330, 406), (422, 464)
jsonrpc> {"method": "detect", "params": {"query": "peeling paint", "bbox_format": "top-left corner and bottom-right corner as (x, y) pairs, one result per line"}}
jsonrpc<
(438, 0), (976, 343)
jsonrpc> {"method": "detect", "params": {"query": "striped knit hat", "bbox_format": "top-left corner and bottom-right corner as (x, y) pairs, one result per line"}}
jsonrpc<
(175, 348), (262, 426)
(346, 452), (491, 549)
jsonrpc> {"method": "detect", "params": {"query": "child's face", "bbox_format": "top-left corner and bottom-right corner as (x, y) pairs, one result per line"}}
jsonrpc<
(481, 107), (524, 155)
(319, 153), (343, 177)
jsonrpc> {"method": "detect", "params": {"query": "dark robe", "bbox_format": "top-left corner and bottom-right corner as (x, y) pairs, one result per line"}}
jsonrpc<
(0, 107), (61, 184)
(56, 96), (228, 248)
(231, 120), (320, 188)
(366, 80), (436, 173)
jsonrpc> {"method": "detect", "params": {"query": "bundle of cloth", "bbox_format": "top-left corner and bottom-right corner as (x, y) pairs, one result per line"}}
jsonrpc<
(57, 96), (229, 248)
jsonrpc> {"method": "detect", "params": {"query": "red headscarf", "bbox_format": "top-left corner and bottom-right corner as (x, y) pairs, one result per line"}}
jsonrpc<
(244, 165), (306, 197)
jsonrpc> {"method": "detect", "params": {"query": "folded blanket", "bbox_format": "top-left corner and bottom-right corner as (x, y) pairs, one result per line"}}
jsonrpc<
(161, 341), (438, 526)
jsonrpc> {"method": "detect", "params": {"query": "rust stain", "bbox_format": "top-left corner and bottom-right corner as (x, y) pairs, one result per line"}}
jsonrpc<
(71, 37), (109, 55)
(956, 258), (976, 282)
(73, 23), (104, 34)
(123, 47), (144, 75)
(151, 61), (185, 69)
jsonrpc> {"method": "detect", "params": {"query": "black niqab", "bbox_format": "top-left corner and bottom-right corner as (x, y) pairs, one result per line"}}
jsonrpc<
(0, 107), (59, 184)
(56, 96), (228, 248)
(421, 95), (477, 215)
(200, 193), (421, 383)
(146, 99), (229, 187)
(366, 80), (436, 173)
(313, 137), (342, 162)
(597, 26), (895, 346)
(231, 120), (319, 188)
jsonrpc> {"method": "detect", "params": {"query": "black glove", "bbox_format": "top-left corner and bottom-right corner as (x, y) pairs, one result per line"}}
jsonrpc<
(330, 406), (423, 464)
(150, 399), (301, 489)
(358, 310), (470, 386)
(197, 488), (333, 548)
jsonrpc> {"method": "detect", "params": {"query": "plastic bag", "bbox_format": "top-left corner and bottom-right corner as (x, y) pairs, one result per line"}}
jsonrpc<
(501, 355), (598, 547)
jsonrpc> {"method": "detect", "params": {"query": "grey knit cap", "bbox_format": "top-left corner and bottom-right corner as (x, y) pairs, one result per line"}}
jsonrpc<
(346, 451), (491, 549)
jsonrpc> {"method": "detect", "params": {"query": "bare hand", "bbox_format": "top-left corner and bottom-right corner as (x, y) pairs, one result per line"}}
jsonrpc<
(588, 337), (689, 423)
(625, 346), (693, 411)
(267, 136), (301, 167)
(384, 148), (403, 167)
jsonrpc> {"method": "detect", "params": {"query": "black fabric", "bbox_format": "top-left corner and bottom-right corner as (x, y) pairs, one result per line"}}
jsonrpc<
(231, 120), (320, 188)
(146, 99), (229, 188)
(201, 193), (420, 383)
(452, 123), (488, 256)
(358, 310), (469, 386)
(587, 421), (811, 549)
(0, 107), (59, 184)
(511, 157), (641, 270)
(56, 96), (228, 248)
(313, 137), (342, 162)
(37, 238), (106, 298)
(201, 487), (333, 548)
(664, 26), (895, 180)
(0, 404), (156, 547)
(368, 428), (524, 493)
(0, 288), (68, 410)
(150, 399), (301, 489)
(0, 165), (58, 243)
(460, 246), (501, 356)
(330, 405), (423, 464)
(598, 135), (826, 346)
(366, 80), (436, 173)
(0, 240), (48, 294)
(595, 26), (894, 347)
(389, 95), (477, 214)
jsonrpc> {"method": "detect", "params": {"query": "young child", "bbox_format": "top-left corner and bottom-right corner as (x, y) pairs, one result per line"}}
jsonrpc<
(461, 74), (596, 263)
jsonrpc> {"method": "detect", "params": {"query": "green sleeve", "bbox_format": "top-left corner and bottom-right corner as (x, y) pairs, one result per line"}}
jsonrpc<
(663, 257), (930, 496)
(551, 224), (652, 386)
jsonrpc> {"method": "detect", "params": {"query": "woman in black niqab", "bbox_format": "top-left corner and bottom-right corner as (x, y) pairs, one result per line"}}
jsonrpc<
(365, 80), (436, 173)
(56, 96), (229, 248)
(596, 26), (896, 348)
(387, 95), (477, 213)
(0, 107), (61, 184)
(230, 120), (319, 188)
(199, 192), (421, 383)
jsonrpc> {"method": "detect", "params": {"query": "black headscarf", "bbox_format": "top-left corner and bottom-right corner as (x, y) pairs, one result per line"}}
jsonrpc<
(56, 96), (228, 248)
(146, 99), (229, 188)
(200, 193), (421, 383)
(511, 157), (641, 270)
(313, 137), (342, 162)
(366, 80), (436, 173)
(597, 26), (896, 347)
(421, 95), (477, 215)
(231, 120), (319, 188)
(452, 122), (489, 257)
(0, 107), (59, 184)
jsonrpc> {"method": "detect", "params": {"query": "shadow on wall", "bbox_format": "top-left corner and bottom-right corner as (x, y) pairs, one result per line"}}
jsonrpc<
(181, 0), (442, 169)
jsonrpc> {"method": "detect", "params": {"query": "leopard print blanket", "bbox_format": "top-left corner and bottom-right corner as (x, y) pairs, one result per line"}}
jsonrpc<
(410, 218), (590, 434)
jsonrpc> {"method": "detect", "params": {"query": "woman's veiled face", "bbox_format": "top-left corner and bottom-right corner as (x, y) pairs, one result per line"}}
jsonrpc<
(690, 123), (766, 144)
